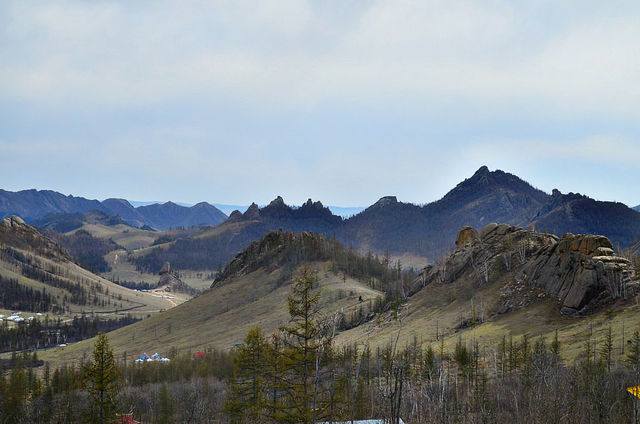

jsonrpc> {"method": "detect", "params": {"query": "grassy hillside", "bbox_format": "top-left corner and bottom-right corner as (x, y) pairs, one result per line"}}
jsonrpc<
(40, 261), (383, 363)
(43, 225), (640, 369)
(0, 216), (174, 320)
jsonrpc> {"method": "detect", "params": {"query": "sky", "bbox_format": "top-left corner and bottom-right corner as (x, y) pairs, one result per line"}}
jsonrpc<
(1, 1), (639, 207)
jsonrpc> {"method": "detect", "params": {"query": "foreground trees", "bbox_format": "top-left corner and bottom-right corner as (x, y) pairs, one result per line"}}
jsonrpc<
(3, 264), (640, 422)
(84, 333), (119, 424)
(227, 265), (331, 423)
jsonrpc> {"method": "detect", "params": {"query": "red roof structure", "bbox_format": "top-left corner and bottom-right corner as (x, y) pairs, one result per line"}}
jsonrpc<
(195, 350), (206, 359)
(114, 413), (140, 424)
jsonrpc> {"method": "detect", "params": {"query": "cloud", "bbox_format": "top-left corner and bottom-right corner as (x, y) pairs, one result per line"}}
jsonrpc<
(2, 1), (639, 116)
(0, 1), (639, 206)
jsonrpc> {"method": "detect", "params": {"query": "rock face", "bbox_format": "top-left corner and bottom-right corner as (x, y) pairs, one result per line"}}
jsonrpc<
(455, 226), (479, 247)
(519, 233), (633, 314)
(159, 262), (171, 275)
(411, 223), (637, 315)
(158, 271), (197, 296)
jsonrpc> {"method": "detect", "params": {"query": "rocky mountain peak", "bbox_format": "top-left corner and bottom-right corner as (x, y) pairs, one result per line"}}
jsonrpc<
(243, 203), (260, 219)
(373, 196), (398, 207)
(268, 196), (285, 207)
(472, 165), (490, 177)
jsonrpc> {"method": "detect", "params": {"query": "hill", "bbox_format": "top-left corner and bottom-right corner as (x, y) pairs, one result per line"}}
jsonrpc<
(41, 231), (389, 362)
(0, 190), (227, 230)
(0, 216), (173, 318)
(132, 167), (553, 272)
(337, 223), (639, 362)
(45, 225), (640, 368)
(634, 205), (640, 212)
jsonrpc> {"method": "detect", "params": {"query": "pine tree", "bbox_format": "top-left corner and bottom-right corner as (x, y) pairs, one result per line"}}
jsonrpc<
(225, 326), (269, 423)
(627, 330), (640, 371)
(84, 332), (119, 424)
(600, 326), (614, 373)
(281, 264), (322, 424)
(265, 332), (287, 422)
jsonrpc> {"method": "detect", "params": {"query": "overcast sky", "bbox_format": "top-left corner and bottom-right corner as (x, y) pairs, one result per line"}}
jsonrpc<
(1, 1), (639, 207)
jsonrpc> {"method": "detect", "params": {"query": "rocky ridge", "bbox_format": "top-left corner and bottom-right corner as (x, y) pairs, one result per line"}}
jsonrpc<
(413, 223), (637, 316)
(0, 215), (69, 260)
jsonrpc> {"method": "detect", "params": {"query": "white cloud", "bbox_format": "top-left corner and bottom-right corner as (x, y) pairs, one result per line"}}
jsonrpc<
(2, 1), (639, 116)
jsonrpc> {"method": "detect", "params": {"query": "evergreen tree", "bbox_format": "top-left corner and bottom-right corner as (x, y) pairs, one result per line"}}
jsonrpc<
(281, 265), (322, 424)
(627, 330), (640, 371)
(84, 332), (119, 424)
(600, 326), (614, 373)
(225, 326), (269, 423)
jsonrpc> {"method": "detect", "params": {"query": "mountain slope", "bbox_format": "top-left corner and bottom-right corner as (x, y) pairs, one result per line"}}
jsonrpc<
(46, 225), (640, 366)
(634, 205), (640, 212)
(338, 223), (639, 362)
(0, 189), (106, 222)
(0, 216), (172, 317)
(532, 190), (640, 247)
(42, 232), (385, 362)
(340, 166), (550, 258)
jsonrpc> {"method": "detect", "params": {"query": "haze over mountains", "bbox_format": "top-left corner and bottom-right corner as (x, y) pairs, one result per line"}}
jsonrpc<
(132, 166), (640, 272)
(2, 167), (640, 272)
(0, 189), (227, 230)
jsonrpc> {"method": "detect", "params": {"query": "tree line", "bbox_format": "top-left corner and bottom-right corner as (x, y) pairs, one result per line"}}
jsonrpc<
(3, 264), (640, 423)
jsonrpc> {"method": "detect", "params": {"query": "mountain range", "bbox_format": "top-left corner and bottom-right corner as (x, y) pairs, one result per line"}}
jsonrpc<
(3, 167), (640, 271)
(0, 189), (227, 230)
(132, 166), (640, 272)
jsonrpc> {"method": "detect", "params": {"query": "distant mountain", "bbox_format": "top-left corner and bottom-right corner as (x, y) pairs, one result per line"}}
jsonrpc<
(634, 205), (640, 212)
(132, 197), (343, 272)
(212, 203), (364, 218)
(135, 201), (227, 230)
(532, 190), (640, 247)
(6, 167), (640, 271)
(32, 209), (129, 233)
(340, 166), (550, 257)
(0, 189), (106, 222)
(134, 166), (640, 272)
(0, 190), (227, 230)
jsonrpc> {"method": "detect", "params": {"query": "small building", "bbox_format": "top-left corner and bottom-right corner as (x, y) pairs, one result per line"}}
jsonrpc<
(114, 413), (140, 424)
(195, 351), (206, 359)
(134, 352), (170, 363)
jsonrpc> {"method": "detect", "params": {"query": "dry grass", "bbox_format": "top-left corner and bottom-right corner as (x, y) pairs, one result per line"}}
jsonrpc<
(40, 261), (383, 364)
(40, 257), (640, 369)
